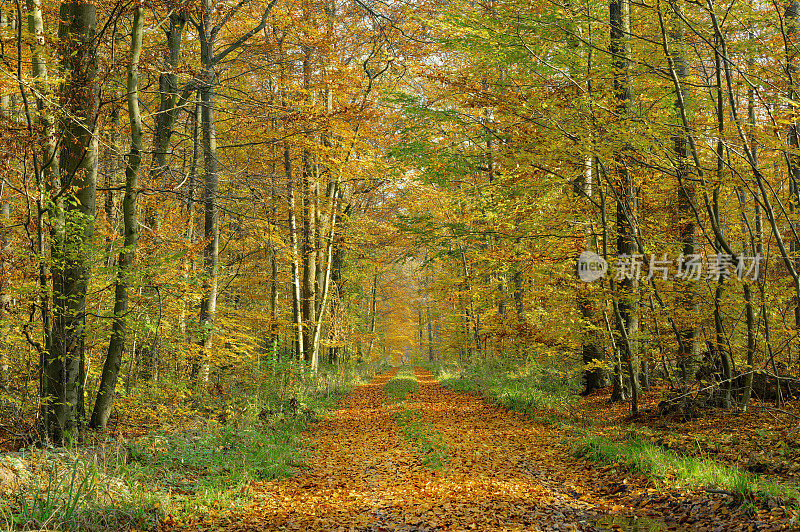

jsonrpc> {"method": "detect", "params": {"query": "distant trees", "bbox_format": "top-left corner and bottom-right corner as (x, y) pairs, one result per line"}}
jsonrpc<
(6, 0), (800, 442)
(0, 0), (410, 442)
(390, 0), (800, 414)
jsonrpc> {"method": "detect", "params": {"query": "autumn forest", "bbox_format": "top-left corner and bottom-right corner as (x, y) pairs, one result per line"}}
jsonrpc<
(2, 0), (800, 528)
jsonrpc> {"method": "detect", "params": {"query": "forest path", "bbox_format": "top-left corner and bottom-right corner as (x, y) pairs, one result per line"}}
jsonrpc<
(212, 367), (619, 531)
(194, 367), (787, 531)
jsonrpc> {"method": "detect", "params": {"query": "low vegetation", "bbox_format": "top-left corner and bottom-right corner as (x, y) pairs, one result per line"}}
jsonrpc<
(384, 366), (419, 403)
(385, 367), (450, 470)
(574, 432), (800, 514)
(393, 409), (451, 470)
(429, 358), (579, 420)
(0, 361), (386, 531)
(428, 356), (800, 515)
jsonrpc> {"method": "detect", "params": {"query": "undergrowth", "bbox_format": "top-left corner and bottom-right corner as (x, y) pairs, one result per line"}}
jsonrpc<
(574, 432), (800, 513)
(0, 360), (388, 531)
(427, 357), (579, 419)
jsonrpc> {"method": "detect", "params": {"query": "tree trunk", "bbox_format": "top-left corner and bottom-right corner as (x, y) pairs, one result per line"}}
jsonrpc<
(427, 305), (435, 362)
(179, 93), (201, 352)
(270, 162), (280, 361)
(286, 144), (305, 361)
(45, 0), (99, 443)
(197, 3), (219, 386)
(309, 180), (340, 371)
(301, 45), (316, 364)
(740, 35), (759, 411)
(25, 0), (60, 428)
(366, 268), (377, 360)
(0, 89), (11, 391)
(786, 0), (800, 344)
(577, 157), (607, 394)
(711, 43), (732, 408)
(90, 5), (143, 430)
(667, 1), (699, 386)
(149, 12), (188, 203)
(610, 0), (639, 415)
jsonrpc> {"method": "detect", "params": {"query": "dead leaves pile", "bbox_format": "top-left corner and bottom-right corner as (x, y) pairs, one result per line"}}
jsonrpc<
(164, 368), (798, 531)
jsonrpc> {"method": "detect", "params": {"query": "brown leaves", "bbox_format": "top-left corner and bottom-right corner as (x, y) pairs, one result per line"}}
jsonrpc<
(166, 368), (798, 531)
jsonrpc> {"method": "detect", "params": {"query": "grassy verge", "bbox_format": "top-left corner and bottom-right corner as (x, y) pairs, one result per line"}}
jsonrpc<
(428, 357), (800, 514)
(428, 358), (578, 420)
(0, 453), (164, 531)
(0, 360), (387, 531)
(574, 431), (800, 514)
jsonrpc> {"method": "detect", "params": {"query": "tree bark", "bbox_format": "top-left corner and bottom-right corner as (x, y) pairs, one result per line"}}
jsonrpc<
(24, 0), (60, 427)
(610, 0), (639, 415)
(366, 268), (377, 360)
(286, 144), (305, 361)
(197, 0), (219, 386)
(301, 46), (316, 363)
(150, 12), (187, 198)
(90, 4), (143, 430)
(667, 1), (699, 386)
(45, 0), (99, 443)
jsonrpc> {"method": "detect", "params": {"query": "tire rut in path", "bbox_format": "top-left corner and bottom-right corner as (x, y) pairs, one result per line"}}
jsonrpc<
(218, 367), (606, 531)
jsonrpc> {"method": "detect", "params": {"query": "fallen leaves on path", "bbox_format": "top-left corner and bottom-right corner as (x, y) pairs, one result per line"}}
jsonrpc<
(164, 368), (798, 531)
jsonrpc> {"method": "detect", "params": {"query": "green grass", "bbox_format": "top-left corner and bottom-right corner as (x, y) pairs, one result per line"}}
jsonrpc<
(432, 357), (578, 418)
(393, 410), (450, 470)
(385, 366), (449, 469)
(438, 377), (480, 394)
(0, 360), (387, 530)
(123, 374), (356, 515)
(127, 418), (306, 492)
(574, 432), (800, 512)
(0, 453), (165, 532)
(384, 366), (418, 403)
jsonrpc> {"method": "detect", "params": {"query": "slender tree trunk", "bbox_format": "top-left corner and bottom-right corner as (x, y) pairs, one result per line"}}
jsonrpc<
(512, 268), (523, 316)
(577, 156), (607, 394)
(197, 3), (219, 386)
(666, 1), (699, 386)
(610, 0), (638, 414)
(460, 250), (482, 359)
(25, 0), (60, 430)
(786, 0), (800, 345)
(711, 45), (732, 408)
(0, 9), (18, 392)
(270, 162), (280, 360)
(90, 5), (143, 430)
(286, 144), (304, 362)
(310, 181), (340, 371)
(149, 12), (187, 234)
(366, 268), (377, 360)
(0, 89), (11, 391)
(179, 93), (201, 352)
(301, 45), (316, 363)
(740, 36), (759, 411)
(427, 305), (435, 362)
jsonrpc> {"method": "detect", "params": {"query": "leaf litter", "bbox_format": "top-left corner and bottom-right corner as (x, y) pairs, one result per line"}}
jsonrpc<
(162, 367), (798, 531)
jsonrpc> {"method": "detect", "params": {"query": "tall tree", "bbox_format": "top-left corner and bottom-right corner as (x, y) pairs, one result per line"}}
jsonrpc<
(609, 0), (639, 413)
(90, 3), (144, 430)
(43, 0), (99, 443)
